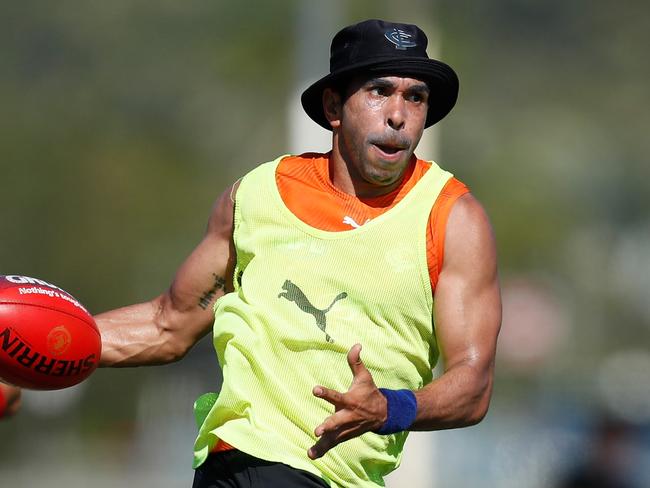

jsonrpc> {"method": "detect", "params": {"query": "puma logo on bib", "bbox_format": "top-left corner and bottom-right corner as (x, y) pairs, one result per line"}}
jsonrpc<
(278, 280), (347, 343)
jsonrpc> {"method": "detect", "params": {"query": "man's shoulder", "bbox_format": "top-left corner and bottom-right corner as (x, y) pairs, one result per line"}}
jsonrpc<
(243, 153), (328, 176)
(413, 156), (470, 194)
(275, 152), (328, 171)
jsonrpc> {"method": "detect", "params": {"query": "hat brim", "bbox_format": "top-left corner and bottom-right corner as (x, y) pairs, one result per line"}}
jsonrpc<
(301, 57), (459, 131)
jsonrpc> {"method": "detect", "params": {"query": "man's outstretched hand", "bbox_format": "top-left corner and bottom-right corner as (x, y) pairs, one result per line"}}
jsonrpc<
(308, 344), (388, 459)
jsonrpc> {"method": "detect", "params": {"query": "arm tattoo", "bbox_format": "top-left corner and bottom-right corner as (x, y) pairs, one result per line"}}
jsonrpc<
(198, 274), (226, 310)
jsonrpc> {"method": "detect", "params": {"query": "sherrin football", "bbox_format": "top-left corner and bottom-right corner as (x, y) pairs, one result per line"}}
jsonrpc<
(0, 275), (101, 390)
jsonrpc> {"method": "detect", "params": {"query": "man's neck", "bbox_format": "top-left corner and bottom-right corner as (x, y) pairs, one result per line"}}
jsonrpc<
(327, 151), (414, 199)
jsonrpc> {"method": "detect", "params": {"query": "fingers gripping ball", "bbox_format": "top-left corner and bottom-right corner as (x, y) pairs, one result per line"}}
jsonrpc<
(0, 275), (101, 390)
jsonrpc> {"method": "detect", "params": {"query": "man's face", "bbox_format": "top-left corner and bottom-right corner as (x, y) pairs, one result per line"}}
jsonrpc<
(331, 75), (429, 194)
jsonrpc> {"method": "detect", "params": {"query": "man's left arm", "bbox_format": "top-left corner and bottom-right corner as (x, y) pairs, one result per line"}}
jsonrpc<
(308, 193), (501, 458)
(412, 192), (501, 430)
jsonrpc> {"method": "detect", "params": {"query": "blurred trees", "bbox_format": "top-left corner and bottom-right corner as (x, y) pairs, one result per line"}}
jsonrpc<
(438, 0), (650, 368)
(1, 0), (649, 485)
(1, 0), (296, 310)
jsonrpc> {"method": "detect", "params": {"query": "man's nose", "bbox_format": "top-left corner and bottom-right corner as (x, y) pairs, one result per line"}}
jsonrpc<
(386, 96), (406, 130)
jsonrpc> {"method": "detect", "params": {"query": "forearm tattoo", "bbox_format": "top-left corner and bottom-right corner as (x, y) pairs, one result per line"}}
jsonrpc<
(198, 274), (226, 310)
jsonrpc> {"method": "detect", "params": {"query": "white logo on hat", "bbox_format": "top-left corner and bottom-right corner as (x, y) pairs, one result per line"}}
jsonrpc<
(384, 28), (417, 50)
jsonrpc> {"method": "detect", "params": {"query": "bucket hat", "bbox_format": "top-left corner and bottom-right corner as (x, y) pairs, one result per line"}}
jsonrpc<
(301, 19), (459, 130)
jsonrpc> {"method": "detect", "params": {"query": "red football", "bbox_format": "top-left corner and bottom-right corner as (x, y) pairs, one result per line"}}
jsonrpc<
(0, 275), (101, 390)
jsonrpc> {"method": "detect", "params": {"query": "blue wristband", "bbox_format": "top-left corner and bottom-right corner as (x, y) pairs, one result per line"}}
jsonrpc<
(375, 388), (417, 435)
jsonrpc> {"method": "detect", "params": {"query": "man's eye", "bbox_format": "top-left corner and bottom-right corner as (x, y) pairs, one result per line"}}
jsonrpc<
(370, 86), (388, 96)
(408, 93), (428, 103)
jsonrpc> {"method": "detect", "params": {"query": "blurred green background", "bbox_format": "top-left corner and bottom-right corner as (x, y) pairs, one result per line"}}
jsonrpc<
(2, 0), (649, 487)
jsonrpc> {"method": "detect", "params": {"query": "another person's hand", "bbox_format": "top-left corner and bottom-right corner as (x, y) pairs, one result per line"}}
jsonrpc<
(308, 344), (387, 459)
(0, 383), (22, 419)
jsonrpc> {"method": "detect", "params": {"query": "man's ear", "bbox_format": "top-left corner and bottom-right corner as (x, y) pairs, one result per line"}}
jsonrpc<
(322, 88), (342, 129)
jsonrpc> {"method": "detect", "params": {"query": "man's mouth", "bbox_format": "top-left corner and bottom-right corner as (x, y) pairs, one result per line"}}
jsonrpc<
(372, 142), (409, 157)
(375, 144), (402, 154)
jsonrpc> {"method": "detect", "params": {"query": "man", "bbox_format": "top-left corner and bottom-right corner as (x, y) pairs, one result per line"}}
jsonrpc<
(97, 19), (501, 487)
(0, 382), (21, 420)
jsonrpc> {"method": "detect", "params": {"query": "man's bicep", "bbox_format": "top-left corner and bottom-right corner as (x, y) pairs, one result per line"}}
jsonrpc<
(165, 184), (236, 334)
(433, 194), (501, 372)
